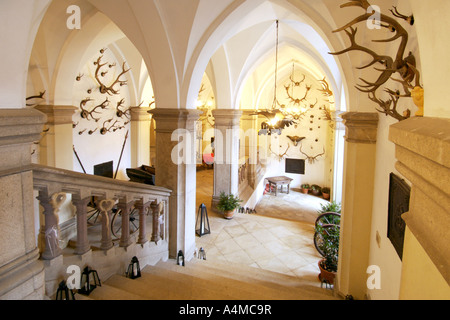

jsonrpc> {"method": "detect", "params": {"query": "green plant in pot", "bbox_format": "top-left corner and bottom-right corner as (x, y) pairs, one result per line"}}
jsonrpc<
(321, 187), (330, 200)
(315, 219), (340, 285)
(310, 184), (322, 196)
(217, 192), (242, 219)
(300, 183), (310, 194)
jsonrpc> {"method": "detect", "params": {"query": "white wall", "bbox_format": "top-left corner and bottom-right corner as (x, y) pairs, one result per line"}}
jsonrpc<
(72, 47), (131, 180)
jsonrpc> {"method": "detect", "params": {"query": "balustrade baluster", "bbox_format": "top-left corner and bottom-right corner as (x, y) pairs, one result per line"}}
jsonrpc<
(117, 200), (134, 247)
(151, 201), (164, 243)
(135, 200), (150, 245)
(97, 199), (116, 251)
(37, 191), (66, 260)
(72, 196), (91, 255)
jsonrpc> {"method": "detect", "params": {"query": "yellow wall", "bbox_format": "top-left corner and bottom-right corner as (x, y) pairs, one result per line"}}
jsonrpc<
(400, 227), (450, 300)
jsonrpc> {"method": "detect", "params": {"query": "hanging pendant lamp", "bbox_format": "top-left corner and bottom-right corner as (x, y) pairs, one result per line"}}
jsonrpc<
(257, 20), (297, 136)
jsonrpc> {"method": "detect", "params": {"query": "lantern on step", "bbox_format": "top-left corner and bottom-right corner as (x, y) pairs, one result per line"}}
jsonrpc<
(195, 203), (211, 237)
(55, 280), (75, 300)
(126, 256), (141, 279)
(177, 250), (185, 266)
(198, 247), (206, 260)
(78, 266), (101, 296)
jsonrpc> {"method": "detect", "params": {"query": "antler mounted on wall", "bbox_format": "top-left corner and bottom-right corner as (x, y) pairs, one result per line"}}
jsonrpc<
(94, 55), (131, 96)
(300, 143), (325, 164)
(269, 144), (290, 162)
(330, 0), (422, 121)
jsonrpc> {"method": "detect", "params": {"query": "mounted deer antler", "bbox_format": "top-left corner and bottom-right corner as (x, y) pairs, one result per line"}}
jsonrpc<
(94, 55), (131, 96)
(330, 1), (420, 121)
(269, 145), (290, 162)
(290, 74), (306, 87)
(287, 135), (306, 147)
(300, 143), (325, 164)
(285, 84), (311, 106)
(26, 91), (46, 106)
(318, 77), (333, 97)
(115, 98), (130, 119)
(80, 97), (109, 122)
(390, 6), (414, 25)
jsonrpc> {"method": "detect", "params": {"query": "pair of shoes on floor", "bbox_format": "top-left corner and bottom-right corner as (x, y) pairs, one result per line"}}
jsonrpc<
(238, 207), (256, 214)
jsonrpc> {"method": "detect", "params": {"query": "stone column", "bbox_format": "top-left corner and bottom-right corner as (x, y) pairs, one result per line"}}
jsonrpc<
(149, 108), (202, 260)
(0, 108), (48, 299)
(34, 105), (77, 170)
(71, 196), (91, 255)
(117, 200), (135, 248)
(338, 112), (379, 300)
(36, 191), (66, 260)
(135, 199), (151, 245)
(211, 109), (243, 209)
(130, 107), (151, 167)
(240, 111), (259, 188)
(390, 117), (450, 298)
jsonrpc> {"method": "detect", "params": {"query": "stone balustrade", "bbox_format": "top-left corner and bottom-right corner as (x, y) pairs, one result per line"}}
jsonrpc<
(31, 164), (171, 261)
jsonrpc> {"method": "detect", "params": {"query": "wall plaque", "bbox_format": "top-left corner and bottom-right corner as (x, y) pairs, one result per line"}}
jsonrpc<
(285, 158), (305, 174)
(387, 173), (410, 260)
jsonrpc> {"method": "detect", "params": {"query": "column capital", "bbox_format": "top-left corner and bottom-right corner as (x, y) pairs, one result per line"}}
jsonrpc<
(212, 109), (243, 126)
(341, 112), (379, 144)
(149, 108), (202, 132)
(0, 108), (47, 147)
(34, 105), (77, 125)
(130, 107), (152, 121)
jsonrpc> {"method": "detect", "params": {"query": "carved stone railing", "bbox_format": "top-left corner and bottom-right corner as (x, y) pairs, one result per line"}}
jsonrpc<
(238, 156), (249, 194)
(31, 164), (171, 262)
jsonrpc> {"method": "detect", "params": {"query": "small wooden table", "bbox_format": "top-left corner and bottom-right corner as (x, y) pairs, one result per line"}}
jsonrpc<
(266, 176), (294, 196)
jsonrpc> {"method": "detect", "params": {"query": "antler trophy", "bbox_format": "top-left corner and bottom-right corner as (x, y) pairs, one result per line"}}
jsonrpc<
(330, 1), (422, 121)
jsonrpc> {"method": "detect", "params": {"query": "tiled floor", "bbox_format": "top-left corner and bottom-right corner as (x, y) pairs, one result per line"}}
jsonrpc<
(195, 169), (329, 287)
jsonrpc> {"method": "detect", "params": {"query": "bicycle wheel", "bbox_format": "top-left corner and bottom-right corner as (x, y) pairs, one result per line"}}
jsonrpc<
(314, 224), (340, 257)
(315, 212), (341, 228)
(86, 200), (101, 225)
(111, 207), (140, 239)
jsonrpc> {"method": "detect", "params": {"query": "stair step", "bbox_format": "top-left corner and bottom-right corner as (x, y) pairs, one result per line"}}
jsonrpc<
(150, 259), (335, 300)
(183, 259), (332, 295)
(77, 283), (145, 300)
(143, 263), (277, 300)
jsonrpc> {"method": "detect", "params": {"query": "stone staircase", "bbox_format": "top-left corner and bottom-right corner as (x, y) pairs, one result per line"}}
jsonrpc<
(74, 258), (339, 300)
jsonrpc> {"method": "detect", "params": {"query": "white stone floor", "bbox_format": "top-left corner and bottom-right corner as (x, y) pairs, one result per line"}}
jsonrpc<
(195, 169), (328, 287)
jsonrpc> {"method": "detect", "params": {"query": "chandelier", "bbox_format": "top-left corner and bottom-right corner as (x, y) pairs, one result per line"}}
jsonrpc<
(277, 63), (317, 120)
(256, 20), (296, 136)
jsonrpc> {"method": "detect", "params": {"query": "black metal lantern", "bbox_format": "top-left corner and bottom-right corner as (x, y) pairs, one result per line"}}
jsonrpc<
(126, 256), (141, 279)
(195, 204), (211, 237)
(177, 250), (185, 266)
(55, 280), (75, 300)
(78, 266), (101, 296)
(198, 247), (206, 260)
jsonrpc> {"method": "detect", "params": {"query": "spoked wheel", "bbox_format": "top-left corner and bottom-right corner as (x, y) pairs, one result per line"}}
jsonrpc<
(314, 212), (341, 257)
(315, 212), (341, 228)
(314, 224), (340, 257)
(111, 207), (140, 239)
(86, 198), (101, 225)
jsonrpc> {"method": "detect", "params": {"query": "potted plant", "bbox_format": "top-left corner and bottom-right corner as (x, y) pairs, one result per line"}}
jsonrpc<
(300, 183), (310, 194)
(314, 200), (341, 285)
(310, 184), (322, 196)
(315, 222), (340, 285)
(321, 187), (330, 200)
(216, 192), (242, 219)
